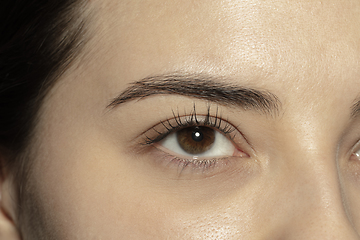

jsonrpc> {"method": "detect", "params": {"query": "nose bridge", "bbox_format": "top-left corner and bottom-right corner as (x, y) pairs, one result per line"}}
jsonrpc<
(276, 131), (360, 239)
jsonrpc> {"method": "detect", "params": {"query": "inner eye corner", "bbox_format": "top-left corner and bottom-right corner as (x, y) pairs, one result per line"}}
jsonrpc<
(349, 151), (360, 162)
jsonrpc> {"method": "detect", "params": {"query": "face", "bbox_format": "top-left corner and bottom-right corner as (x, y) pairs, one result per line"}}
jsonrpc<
(17, 0), (360, 239)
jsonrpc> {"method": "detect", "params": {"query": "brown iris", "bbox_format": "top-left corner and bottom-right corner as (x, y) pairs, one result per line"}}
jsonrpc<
(176, 126), (215, 154)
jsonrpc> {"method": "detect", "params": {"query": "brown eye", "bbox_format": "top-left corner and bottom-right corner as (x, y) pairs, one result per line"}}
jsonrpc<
(176, 127), (215, 154)
(159, 120), (237, 158)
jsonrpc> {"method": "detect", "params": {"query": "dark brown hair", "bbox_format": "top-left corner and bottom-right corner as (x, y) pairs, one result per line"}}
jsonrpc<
(0, 0), (90, 168)
(0, 0), (91, 232)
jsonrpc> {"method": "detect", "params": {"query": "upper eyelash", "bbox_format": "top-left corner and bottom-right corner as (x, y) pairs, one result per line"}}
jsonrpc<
(143, 105), (237, 145)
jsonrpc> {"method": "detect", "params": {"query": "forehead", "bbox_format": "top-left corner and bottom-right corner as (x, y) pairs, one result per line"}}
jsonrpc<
(82, 0), (360, 114)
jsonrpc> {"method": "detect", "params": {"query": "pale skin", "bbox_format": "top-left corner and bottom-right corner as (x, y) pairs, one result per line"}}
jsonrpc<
(2, 0), (360, 239)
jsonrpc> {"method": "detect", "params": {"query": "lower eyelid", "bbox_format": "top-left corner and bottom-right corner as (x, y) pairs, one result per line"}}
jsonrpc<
(150, 148), (247, 176)
(149, 139), (250, 175)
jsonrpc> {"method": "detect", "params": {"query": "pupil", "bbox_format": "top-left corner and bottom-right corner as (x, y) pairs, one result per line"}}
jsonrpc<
(192, 129), (204, 142)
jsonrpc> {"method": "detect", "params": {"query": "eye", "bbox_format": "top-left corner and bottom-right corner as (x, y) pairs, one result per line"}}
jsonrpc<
(160, 126), (237, 158)
(140, 107), (251, 172)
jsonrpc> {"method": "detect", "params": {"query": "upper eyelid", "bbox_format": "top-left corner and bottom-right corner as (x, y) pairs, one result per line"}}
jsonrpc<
(142, 114), (239, 145)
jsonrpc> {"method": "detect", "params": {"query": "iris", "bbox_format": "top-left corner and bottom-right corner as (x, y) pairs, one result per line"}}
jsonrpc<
(177, 126), (215, 154)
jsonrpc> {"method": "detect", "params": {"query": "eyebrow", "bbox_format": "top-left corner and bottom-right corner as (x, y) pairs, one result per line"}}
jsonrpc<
(107, 73), (281, 115)
(351, 98), (360, 118)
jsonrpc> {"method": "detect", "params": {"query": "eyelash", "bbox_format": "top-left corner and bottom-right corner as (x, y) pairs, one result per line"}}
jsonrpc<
(143, 106), (237, 144)
(141, 106), (242, 172)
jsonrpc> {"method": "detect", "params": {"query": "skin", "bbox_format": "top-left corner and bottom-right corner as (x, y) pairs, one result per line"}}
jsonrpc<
(2, 0), (360, 239)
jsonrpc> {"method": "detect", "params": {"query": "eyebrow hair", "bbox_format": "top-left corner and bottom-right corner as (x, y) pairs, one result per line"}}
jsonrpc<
(351, 98), (360, 118)
(107, 73), (281, 115)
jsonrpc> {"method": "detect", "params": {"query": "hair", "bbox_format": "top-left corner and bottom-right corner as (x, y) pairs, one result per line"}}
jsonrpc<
(0, 0), (92, 231)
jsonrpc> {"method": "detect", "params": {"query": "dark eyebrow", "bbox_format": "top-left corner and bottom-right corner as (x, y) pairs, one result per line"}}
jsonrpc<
(107, 73), (281, 115)
(351, 98), (360, 118)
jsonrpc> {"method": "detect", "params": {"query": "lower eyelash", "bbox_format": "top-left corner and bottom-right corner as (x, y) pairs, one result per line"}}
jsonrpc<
(162, 153), (232, 175)
(171, 156), (217, 169)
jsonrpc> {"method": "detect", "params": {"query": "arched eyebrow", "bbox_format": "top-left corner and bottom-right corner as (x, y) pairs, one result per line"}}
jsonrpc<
(107, 73), (282, 116)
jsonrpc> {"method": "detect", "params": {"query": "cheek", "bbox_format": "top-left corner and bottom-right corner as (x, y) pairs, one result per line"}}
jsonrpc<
(26, 127), (166, 237)
(24, 120), (263, 239)
(23, 117), (191, 238)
